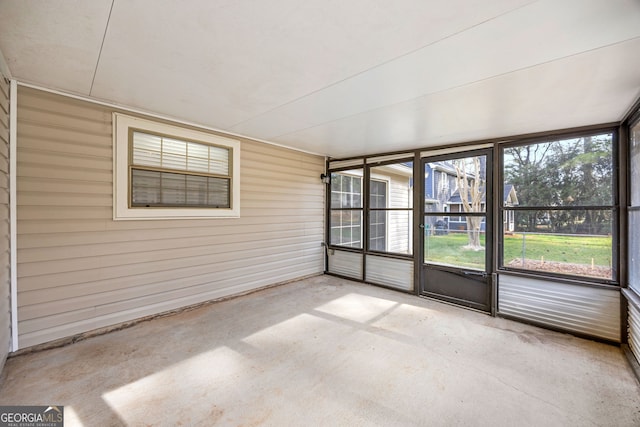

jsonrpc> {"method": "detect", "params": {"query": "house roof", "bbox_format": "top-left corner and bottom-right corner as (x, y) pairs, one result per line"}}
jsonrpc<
(448, 184), (516, 204)
(504, 184), (518, 205)
(427, 162), (458, 175)
(1, 1), (639, 158)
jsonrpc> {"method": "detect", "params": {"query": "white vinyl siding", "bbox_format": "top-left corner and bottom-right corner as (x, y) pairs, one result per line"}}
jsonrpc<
(498, 273), (620, 342)
(365, 255), (413, 291)
(16, 86), (324, 349)
(369, 179), (387, 251)
(0, 74), (10, 367)
(387, 173), (412, 254)
(629, 300), (640, 361)
(327, 249), (363, 280)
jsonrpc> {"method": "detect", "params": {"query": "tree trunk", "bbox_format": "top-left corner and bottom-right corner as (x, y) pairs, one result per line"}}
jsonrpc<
(455, 157), (485, 251)
(465, 216), (482, 250)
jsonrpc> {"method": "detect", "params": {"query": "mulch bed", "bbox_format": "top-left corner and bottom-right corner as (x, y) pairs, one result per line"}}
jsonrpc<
(506, 258), (613, 279)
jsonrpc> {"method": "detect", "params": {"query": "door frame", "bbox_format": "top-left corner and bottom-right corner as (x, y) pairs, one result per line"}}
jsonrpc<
(417, 148), (495, 313)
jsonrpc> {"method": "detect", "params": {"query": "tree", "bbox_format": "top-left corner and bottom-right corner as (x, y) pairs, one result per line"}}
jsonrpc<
(504, 135), (613, 234)
(503, 143), (553, 230)
(454, 157), (485, 250)
(543, 135), (612, 234)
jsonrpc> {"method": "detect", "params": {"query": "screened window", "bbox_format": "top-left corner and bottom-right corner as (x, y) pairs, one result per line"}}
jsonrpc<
(113, 113), (240, 219)
(330, 171), (363, 248)
(368, 161), (413, 255)
(501, 132), (615, 280)
(629, 118), (640, 291)
(424, 156), (487, 270)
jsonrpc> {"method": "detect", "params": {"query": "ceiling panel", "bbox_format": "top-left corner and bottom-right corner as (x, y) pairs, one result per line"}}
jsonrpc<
(0, 0), (639, 158)
(89, 0), (532, 128)
(273, 38), (640, 157)
(0, 0), (113, 94)
(231, 0), (640, 143)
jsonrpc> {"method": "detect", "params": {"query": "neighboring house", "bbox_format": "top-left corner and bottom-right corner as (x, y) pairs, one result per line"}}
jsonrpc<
(424, 161), (459, 214)
(424, 160), (518, 232)
(372, 163), (413, 254)
(448, 184), (519, 232)
(502, 184), (519, 232)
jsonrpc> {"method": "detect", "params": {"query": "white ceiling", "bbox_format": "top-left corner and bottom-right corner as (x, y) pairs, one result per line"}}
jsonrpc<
(1, 0), (639, 157)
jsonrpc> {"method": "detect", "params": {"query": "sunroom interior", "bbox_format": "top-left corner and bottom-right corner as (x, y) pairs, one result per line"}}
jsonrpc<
(1, 0), (640, 425)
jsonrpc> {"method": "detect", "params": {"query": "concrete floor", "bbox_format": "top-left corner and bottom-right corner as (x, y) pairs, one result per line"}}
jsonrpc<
(1, 275), (639, 426)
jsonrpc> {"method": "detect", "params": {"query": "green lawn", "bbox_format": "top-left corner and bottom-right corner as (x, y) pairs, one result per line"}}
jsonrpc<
(503, 233), (612, 266)
(424, 231), (612, 270)
(424, 232), (486, 269)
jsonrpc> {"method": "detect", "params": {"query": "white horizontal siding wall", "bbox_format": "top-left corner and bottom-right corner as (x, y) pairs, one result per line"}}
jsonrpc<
(16, 87), (325, 349)
(629, 301), (640, 362)
(388, 174), (411, 254)
(0, 74), (10, 367)
(498, 273), (620, 342)
(328, 250), (363, 280)
(365, 255), (413, 291)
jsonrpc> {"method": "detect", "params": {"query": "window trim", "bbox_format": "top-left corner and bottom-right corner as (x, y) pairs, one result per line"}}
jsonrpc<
(329, 170), (364, 249)
(113, 113), (241, 220)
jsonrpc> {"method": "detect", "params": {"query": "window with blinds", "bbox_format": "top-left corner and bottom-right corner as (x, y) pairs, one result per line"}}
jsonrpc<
(130, 131), (231, 208)
(113, 113), (240, 220)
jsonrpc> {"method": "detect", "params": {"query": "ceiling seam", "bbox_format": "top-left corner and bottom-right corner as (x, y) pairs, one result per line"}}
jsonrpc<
(269, 36), (640, 142)
(226, 0), (539, 130)
(89, 0), (115, 96)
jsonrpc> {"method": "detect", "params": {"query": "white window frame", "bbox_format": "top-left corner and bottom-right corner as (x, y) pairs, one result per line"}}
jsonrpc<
(330, 172), (363, 248)
(113, 113), (240, 220)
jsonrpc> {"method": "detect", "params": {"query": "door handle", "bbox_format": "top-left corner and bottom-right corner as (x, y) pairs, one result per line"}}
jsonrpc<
(464, 271), (487, 278)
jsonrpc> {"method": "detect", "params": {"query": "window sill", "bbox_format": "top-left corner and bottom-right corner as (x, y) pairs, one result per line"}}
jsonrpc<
(498, 268), (620, 290)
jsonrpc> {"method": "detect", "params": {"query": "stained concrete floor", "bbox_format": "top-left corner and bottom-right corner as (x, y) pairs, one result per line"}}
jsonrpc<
(1, 275), (640, 426)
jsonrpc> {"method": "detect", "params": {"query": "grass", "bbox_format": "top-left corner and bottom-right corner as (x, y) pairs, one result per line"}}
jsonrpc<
(424, 232), (486, 269)
(503, 233), (612, 266)
(424, 231), (612, 271)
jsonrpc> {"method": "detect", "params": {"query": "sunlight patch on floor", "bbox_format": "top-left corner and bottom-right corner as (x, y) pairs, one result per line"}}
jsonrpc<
(63, 406), (83, 427)
(242, 313), (340, 347)
(101, 346), (246, 425)
(314, 293), (401, 323)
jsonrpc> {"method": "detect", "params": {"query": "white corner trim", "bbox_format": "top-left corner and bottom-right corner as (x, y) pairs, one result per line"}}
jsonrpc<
(9, 79), (18, 351)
